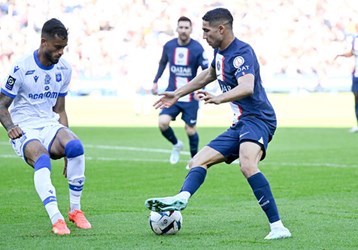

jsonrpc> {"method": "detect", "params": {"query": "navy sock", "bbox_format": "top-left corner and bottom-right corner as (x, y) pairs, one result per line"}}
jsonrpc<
(180, 167), (207, 196)
(161, 127), (177, 145)
(188, 133), (199, 158)
(247, 172), (280, 223)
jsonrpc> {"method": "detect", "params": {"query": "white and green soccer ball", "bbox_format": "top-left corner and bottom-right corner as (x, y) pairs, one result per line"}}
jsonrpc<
(149, 211), (182, 235)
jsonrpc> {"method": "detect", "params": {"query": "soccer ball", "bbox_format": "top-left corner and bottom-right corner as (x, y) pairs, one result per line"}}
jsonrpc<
(149, 211), (183, 235)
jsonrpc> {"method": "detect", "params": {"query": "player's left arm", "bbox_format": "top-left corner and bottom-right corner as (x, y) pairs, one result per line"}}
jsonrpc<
(53, 96), (69, 127)
(198, 74), (254, 105)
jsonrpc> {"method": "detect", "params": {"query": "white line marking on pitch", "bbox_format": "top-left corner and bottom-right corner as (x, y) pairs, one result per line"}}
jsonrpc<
(0, 142), (355, 168)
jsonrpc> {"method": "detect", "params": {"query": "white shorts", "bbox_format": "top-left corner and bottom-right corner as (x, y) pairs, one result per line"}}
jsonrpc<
(10, 124), (65, 161)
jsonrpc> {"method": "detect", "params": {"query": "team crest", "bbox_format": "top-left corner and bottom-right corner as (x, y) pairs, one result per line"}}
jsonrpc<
(216, 60), (221, 71)
(45, 74), (51, 84)
(5, 76), (16, 90)
(233, 56), (245, 68)
(56, 73), (62, 82)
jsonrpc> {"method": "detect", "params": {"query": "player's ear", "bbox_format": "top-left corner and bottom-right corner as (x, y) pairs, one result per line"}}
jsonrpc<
(218, 24), (226, 34)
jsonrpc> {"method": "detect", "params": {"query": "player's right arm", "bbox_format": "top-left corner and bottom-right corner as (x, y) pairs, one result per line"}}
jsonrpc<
(0, 93), (23, 139)
(335, 50), (353, 60)
(154, 66), (216, 109)
(175, 66), (216, 97)
(152, 46), (169, 95)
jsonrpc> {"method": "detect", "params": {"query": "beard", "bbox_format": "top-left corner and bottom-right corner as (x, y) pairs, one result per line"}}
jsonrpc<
(44, 51), (59, 65)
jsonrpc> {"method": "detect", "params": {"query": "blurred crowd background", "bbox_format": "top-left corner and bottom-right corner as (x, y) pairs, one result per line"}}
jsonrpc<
(0, 0), (357, 98)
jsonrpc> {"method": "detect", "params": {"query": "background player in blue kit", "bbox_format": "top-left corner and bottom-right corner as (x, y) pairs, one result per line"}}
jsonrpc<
(145, 8), (291, 240)
(335, 34), (358, 132)
(152, 16), (209, 167)
(0, 18), (91, 235)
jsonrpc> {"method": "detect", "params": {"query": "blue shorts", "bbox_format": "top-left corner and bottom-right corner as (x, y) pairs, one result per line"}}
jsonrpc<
(160, 101), (199, 126)
(207, 116), (276, 163)
(351, 76), (358, 93)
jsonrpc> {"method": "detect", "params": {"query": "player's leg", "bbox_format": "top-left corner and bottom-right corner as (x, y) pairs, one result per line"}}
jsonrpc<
(240, 141), (291, 239)
(350, 77), (358, 132)
(185, 124), (199, 158)
(50, 127), (91, 229)
(145, 146), (225, 212)
(182, 102), (200, 169)
(159, 107), (183, 164)
(23, 139), (70, 235)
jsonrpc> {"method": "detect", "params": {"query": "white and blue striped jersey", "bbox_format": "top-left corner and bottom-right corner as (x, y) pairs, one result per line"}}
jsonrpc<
(1, 50), (71, 128)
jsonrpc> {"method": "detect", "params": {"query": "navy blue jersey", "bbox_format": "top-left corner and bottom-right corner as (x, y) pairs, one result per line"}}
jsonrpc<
(352, 35), (358, 77)
(154, 38), (208, 102)
(211, 38), (276, 129)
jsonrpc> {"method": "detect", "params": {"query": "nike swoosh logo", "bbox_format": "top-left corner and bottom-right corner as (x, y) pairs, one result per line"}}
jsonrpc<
(258, 196), (264, 203)
(239, 132), (250, 138)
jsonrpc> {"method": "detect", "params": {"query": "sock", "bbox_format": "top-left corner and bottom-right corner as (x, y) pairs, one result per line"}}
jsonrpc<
(355, 100), (358, 123)
(247, 172), (280, 223)
(65, 140), (86, 212)
(188, 133), (199, 158)
(34, 155), (63, 224)
(161, 127), (178, 145)
(270, 220), (284, 230)
(180, 167), (207, 196)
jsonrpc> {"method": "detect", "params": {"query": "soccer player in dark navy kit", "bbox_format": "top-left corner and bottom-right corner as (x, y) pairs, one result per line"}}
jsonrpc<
(152, 16), (209, 166)
(145, 8), (291, 240)
(335, 34), (358, 132)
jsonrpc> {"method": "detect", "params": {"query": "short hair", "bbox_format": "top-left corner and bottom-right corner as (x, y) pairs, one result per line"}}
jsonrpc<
(177, 16), (192, 26)
(41, 18), (68, 40)
(202, 8), (233, 28)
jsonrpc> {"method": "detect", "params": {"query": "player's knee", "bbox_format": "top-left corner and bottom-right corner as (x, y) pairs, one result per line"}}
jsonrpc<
(34, 154), (52, 172)
(65, 139), (84, 158)
(240, 162), (259, 178)
(159, 122), (170, 131)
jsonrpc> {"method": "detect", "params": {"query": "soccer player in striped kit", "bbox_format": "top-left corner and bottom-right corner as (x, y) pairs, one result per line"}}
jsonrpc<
(146, 8), (291, 240)
(0, 18), (91, 235)
(152, 16), (209, 167)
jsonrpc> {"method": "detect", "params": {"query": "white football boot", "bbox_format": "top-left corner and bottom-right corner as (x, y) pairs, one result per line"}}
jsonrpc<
(170, 140), (183, 164)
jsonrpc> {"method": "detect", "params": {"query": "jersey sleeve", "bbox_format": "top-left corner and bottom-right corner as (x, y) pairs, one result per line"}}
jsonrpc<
(58, 61), (72, 97)
(153, 45), (169, 83)
(1, 64), (24, 99)
(233, 47), (256, 79)
(198, 46), (209, 70)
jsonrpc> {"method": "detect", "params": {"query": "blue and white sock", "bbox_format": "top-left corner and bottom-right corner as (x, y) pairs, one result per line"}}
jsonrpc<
(65, 140), (86, 212)
(34, 154), (63, 224)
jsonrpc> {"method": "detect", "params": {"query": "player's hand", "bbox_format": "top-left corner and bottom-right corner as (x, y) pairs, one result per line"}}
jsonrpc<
(63, 157), (68, 178)
(193, 91), (203, 101)
(7, 125), (23, 139)
(197, 90), (221, 105)
(151, 83), (158, 95)
(153, 91), (178, 109)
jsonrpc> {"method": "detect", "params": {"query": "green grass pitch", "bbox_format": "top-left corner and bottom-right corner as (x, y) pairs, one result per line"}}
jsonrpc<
(0, 93), (358, 249)
(0, 126), (357, 249)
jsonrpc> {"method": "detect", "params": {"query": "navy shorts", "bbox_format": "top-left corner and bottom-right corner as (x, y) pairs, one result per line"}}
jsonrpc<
(160, 101), (199, 126)
(351, 76), (358, 93)
(207, 116), (276, 164)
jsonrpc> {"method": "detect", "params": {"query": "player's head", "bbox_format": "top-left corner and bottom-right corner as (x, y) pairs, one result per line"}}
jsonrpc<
(40, 18), (68, 65)
(176, 16), (192, 45)
(202, 8), (234, 49)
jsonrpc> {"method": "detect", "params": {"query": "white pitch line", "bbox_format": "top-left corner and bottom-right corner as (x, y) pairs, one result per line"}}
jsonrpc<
(0, 142), (355, 168)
